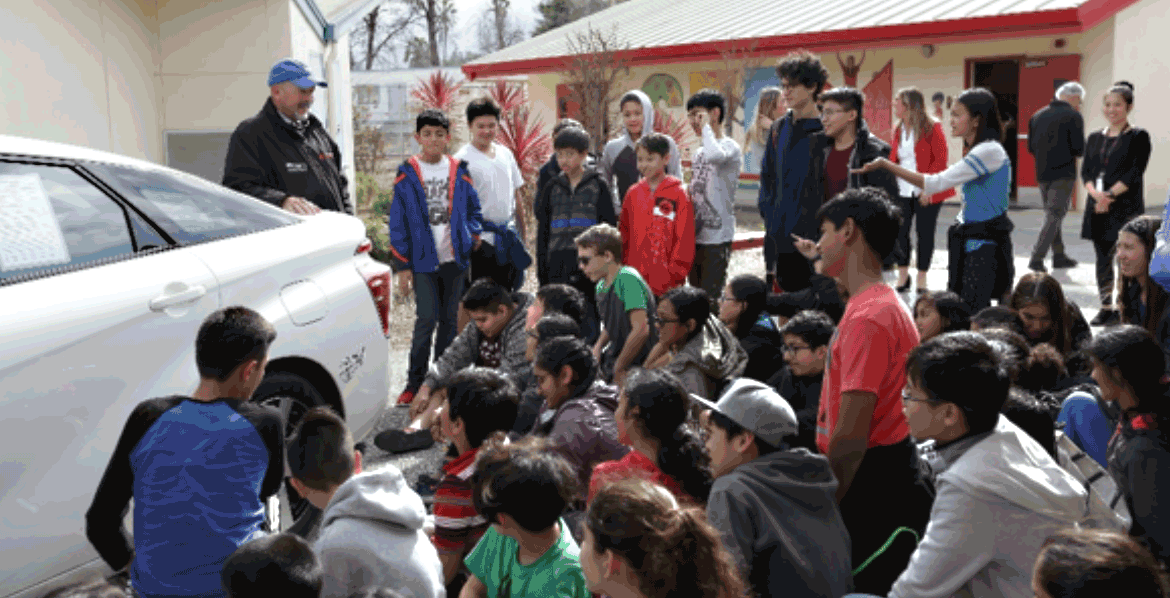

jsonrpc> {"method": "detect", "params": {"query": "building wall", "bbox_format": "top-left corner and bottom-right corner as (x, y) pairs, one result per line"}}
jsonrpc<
(518, 16), (1167, 208)
(1113, 0), (1170, 205)
(0, 0), (162, 160)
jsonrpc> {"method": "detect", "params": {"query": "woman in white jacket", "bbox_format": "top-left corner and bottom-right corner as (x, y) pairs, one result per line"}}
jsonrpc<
(884, 332), (1088, 598)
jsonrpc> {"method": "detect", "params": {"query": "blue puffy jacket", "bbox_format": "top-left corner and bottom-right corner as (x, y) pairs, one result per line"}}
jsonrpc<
(388, 156), (483, 273)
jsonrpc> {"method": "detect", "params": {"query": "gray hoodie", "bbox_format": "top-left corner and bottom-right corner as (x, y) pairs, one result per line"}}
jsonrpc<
(890, 415), (1089, 598)
(314, 467), (446, 598)
(666, 315), (748, 400)
(707, 448), (853, 598)
(600, 89), (682, 208)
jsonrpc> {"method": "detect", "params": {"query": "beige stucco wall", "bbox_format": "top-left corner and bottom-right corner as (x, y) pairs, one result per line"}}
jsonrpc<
(0, 0), (162, 160)
(1112, 0), (1170, 206)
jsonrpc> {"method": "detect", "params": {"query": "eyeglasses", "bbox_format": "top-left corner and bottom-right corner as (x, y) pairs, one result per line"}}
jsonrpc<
(577, 255), (596, 266)
(820, 108), (848, 120)
(657, 316), (681, 325)
(717, 294), (738, 303)
(782, 344), (812, 355)
(901, 389), (940, 404)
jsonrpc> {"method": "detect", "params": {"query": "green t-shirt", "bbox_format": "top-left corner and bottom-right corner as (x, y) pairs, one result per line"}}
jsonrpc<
(595, 266), (651, 312)
(464, 520), (590, 598)
(595, 266), (657, 378)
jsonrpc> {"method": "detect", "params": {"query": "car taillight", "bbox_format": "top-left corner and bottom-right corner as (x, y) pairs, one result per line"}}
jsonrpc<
(356, 239), (391, 337)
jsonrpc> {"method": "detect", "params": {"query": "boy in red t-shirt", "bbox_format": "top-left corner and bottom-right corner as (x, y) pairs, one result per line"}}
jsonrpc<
(619, 132), (695, 297)
(811, 187), (932, 594)
(432, 368), (519, 597)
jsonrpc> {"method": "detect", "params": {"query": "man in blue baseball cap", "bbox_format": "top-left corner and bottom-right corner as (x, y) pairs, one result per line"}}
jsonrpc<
(223, 58), (351, 215)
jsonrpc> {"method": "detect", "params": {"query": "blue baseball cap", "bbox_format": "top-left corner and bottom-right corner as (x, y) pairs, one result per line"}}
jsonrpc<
(267, 59), (327, 89)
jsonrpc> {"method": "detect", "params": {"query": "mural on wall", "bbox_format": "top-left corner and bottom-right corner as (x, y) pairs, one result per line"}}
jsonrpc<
(688, 71), (718, 94)
(642, 73), (685, 108)
(863, 60), (894, 144)
(739, 66), (779, 175)
(837, 51), (867, 88)
(556, 83), (582, 121)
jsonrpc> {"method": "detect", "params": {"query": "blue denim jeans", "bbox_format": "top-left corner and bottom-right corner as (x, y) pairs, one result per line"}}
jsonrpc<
(408, 262), (467, 390)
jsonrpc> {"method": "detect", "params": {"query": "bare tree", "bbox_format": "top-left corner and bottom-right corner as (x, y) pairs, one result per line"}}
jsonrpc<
(477, 0), (526, 53)
(351, 3), (418, 71)
(560, 25), (630, 153)
(710, 41), (768, 136)
(534, 0), (621, 35)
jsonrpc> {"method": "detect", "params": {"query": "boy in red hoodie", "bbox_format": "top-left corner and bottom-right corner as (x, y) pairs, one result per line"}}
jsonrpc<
(619, 132), (695, 297)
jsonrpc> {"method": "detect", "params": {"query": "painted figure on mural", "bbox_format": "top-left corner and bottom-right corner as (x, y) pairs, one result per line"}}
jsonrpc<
(837, 51), (866, 87)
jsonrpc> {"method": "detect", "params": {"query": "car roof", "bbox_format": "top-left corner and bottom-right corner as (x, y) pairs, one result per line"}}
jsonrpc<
(0, 134), (167, 171)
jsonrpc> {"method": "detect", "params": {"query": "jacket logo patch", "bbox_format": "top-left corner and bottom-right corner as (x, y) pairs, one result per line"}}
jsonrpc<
(318, 152), (334, 161)
(653, 198), (677, 221)
(286, 162), (308, 173)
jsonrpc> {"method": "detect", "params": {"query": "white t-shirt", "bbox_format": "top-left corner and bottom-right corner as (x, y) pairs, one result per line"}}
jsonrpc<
(418, 158), (455, 264)
(454, 142), (523, 246)
(897, 126), (921, 198)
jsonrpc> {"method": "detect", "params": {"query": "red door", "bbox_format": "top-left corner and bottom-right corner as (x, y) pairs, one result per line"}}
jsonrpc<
(1016, 54), (1081, 188)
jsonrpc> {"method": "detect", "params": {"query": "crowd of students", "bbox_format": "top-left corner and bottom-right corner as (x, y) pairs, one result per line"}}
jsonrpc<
(66, 48), (1170, 598)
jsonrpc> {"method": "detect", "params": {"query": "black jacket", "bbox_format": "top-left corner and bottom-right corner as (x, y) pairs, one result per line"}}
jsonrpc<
(768, 274), (846, 323)
(1081, 127), (1152, 243)
(947, 213), (1015, 304)
(810, 123), (900, 206)
(223, 98), (351, 214)
(1027, 100), (1085, 182)
(534, 167), (616, 286)
(738, 317), (784, 384)
(767, 366), (823, 452)
(1108, 412), (1170, 562)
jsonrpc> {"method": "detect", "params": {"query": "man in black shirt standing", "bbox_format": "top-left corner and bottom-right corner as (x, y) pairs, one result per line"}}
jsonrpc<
(1027, 81), (1085, 272)
(223, 58), (350, 216)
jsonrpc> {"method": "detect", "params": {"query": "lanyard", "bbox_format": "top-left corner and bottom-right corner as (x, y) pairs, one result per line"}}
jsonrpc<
(1100, 125), (1130, 170)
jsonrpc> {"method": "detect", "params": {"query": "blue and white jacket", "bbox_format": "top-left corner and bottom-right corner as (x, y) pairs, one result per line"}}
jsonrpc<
(388, 156), (483, 273)
(924, 141), (1012, 252)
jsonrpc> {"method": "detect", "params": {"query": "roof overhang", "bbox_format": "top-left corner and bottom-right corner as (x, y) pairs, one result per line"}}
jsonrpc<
(463, 0), (1135, 80)
(293, 0), (386, 43)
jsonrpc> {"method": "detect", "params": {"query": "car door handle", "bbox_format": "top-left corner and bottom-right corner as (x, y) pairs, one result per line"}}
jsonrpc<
(149, 284), (207, 311)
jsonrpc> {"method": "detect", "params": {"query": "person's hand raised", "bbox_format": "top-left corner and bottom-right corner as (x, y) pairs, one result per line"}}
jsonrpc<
(851, 158), (889, 175)
(791, 234), (819, 260)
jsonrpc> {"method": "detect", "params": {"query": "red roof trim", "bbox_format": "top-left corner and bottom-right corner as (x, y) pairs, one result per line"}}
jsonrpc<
(463, 6), (1118, 80)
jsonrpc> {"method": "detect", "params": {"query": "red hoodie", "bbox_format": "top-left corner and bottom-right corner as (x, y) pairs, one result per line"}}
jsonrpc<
(620, 175), (695, 296)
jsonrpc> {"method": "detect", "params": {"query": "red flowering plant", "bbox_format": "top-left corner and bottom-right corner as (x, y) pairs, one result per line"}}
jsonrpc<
(489, 81), (552, 244)
(410, 70), (463, 113)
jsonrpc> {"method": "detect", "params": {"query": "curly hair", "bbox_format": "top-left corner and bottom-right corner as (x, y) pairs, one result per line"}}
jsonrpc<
(586, 479), (747, 598)
(775, 51), (829, 101)
(619, 368), (713, 501)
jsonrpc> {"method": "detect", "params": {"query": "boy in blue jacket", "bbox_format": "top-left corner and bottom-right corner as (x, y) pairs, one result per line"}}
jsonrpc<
(388, 109), (484, 406)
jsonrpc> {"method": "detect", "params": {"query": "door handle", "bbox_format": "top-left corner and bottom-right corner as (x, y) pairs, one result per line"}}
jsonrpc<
(150, 284), (207, 311)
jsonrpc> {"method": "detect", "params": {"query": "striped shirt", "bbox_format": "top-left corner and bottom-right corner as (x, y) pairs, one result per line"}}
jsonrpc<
(432, 447), (488, 554)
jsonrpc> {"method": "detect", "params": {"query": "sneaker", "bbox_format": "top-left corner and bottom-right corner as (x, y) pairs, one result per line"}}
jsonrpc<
(373, 428), (434, 454)
(395, 388), (416, 407)
(1089, 309), (1121, 327)
(1028, 259), (1048, 273)
(1052, 254), (1079, 268)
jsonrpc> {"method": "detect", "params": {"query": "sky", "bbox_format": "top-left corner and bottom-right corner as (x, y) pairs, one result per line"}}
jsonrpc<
(452, 0), (539, 56)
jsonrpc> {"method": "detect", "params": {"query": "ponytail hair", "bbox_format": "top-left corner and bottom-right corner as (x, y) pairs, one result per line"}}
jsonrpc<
(623, 369), (713, 501)
(586, 479), (747, 598)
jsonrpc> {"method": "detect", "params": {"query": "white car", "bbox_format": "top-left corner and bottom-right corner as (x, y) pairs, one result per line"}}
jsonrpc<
(0, 135), (391, 598)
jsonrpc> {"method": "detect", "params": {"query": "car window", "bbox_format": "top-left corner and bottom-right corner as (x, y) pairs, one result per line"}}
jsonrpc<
(104, 163), (298, 244)
(0, 161), (134, 284)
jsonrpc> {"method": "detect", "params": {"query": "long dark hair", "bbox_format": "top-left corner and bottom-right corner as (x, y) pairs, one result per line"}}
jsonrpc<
(1117, 215), (1169, 336)
(1035, 528), (1169, 598)
(621, 369), (713, 501)
(955, 87), (1003, 152)
(1087, 325), (1170, 420)
(1010, 272), (1077, 354)
(586, 479), (747, 598)
(914, 291), (971, 334)
(663, 286), (711, 344)
(727, 274), (769, 338)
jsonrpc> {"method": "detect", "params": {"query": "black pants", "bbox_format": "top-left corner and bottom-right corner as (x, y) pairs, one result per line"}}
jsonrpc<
(838, 439), (933, 595)
(1093, 236), (1117, 307)
(469, 242), (520, 291)
(894, 196), (943, 271)
(773, 248), (814, 293)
